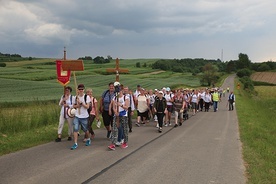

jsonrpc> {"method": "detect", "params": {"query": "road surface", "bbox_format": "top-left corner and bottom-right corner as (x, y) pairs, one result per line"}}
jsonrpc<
(0, 75), (246, 184)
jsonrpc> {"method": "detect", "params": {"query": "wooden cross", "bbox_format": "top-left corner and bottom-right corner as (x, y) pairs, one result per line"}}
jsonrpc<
(106, 58), (129, 82)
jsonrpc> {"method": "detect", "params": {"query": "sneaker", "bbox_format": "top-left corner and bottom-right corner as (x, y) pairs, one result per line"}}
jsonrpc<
(174, 124), (178, 128)
(129, 129), (132, 133)
(156, 124), (159, 128)
(83, 138), (88, 143)
(121, 142), (128, 149)
(179, 122), (182, 126)
(115, 141), (122, 146)
(71, 143), (78, 150)
(55, 138), (61, 142)
(108, 144), (116, 150)
(85, 139), (91, 146)
(67, 137), (72, 141)
(135, 122), (140, 127)
(164, 123), (168, 127)
(158, 127), (162, 133)
(168, 122), (171, 126)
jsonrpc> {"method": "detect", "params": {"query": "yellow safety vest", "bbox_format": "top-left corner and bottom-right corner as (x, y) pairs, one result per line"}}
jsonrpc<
(212, 92), (219, 101)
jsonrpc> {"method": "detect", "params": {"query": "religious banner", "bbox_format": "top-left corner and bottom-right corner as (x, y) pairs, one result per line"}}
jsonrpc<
(56, 60), (71, 86)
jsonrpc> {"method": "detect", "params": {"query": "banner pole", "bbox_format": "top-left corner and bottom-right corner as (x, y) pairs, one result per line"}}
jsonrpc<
(73, 71), (80, 114)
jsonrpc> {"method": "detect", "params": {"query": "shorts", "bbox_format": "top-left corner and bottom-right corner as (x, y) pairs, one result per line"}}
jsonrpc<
(102, 110), (113, 127)
(137, 110), (149, 119)
(73, 117), (88, 132)
(191, 102), (197, 109)
(167, 105), (173, 113)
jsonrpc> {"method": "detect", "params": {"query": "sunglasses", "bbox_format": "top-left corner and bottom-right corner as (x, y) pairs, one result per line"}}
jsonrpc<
(78, 89), (84, 90)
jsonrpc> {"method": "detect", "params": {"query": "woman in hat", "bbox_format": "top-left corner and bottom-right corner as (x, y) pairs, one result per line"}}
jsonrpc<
(55, 86), (75, 142)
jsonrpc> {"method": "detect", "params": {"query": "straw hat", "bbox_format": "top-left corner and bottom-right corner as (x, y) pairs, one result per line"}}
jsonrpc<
(67, 108), (76, 118)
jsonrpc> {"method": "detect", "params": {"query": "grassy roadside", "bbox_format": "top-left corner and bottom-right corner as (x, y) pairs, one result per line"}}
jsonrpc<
(235, 84), (276, 183)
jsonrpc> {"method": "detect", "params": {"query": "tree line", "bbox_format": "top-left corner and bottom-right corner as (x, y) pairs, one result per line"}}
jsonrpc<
(151, 53), (276, 87)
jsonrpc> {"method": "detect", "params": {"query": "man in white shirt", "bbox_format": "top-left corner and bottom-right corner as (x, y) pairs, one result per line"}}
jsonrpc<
(71, 84), (91, 150)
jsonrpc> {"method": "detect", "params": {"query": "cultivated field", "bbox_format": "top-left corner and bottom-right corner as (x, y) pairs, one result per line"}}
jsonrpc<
(0, 58), (201, 103)
(251, 72), (276, 84)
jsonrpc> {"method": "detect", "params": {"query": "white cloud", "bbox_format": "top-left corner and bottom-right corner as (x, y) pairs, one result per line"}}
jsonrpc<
(0, 0), (276, 61)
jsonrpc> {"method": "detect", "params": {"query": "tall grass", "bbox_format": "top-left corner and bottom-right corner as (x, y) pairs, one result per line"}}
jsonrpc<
(235, 85), (276, 183)
(0, 102), (61, 155)
(0, 102), (60, 134)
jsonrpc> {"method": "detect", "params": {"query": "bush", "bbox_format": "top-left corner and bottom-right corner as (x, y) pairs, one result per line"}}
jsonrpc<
(0, 63), (6, 67)
(240, 76), (254, 91)
(237, 68), (252, 78)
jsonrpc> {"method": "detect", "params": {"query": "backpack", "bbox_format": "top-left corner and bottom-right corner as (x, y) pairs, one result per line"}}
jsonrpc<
(84, 94), (95, 114)
(63, 95), (73, 105)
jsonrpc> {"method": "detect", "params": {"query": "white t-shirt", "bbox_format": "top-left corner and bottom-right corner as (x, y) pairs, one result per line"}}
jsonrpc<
(204, 94), (212, 102)
(191, 94), (198, 103)
(75, 94), (91, 118)
(164, 93), (174, 105)
(59, 95), (76, 118)
(137, 95), (148, 113)
(119, 95), (129, 117)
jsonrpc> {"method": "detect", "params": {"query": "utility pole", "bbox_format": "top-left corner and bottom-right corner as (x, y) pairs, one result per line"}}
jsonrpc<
(221, 49), (224, 62)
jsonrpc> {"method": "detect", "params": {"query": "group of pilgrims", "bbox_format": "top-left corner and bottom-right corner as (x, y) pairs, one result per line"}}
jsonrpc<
(55, 82), (230, 151)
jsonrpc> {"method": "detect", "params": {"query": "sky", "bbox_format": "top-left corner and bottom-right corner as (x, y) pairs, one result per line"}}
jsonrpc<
(1, 0), (276, 62)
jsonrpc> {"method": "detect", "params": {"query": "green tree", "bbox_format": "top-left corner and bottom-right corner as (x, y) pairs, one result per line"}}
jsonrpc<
(236, 68), (252, 78)
(200, 63), (219, 86)
(136, 62), (141, 68)
(257, 63), (271, 71)
(237, 53), (251, 69)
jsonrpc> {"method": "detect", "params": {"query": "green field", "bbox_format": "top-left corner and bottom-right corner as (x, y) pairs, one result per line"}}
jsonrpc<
(236, 85), (276, 184)
(0, 58), (201, 103)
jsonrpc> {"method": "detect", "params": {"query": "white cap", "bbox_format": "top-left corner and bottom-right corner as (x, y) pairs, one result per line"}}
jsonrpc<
(114, 81), (120, 86)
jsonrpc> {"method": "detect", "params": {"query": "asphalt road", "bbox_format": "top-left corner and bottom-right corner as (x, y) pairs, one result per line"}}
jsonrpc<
(0, 75), (246, 184)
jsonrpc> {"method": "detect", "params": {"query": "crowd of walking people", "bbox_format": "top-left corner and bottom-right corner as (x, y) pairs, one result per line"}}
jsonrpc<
(55, 82), (235, 151)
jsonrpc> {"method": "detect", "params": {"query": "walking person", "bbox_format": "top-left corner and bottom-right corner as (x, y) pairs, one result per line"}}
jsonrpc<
(204, 89), (212, 112)
(164, 87), (174, 126)
(86, 88), (99, 140)
(123, 86), (135, 133)
(135, 88), (150, 126)
(99, 82), (115, 138)
(190, 89), (199, 115)
(228, 91), (235, 111)
(108, 83), (130, 150)
(212, 89), (221, 112)
(173, 89), (186, 127)
(148, 89), (156, 121)
(55, 86), (75, 142)
(153, 91), (167, 133)
(71, 84), (91, 150)
(198, 89), (205, 111)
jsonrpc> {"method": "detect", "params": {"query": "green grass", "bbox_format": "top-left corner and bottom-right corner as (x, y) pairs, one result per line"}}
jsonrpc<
(235, 84), (276, 184)
(0, 58), (201, 103)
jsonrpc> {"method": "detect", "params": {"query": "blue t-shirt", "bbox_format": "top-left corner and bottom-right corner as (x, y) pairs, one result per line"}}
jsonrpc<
(102, 90), (115, 111)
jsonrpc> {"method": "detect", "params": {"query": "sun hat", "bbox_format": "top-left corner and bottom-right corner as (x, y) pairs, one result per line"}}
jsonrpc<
(159, 91), (164, 95)
(67, 108), (76, 118)
(166, 87), (171, 92)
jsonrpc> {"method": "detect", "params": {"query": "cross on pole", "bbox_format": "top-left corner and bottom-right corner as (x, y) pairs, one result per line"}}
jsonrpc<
(106, 58), (129, 82)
